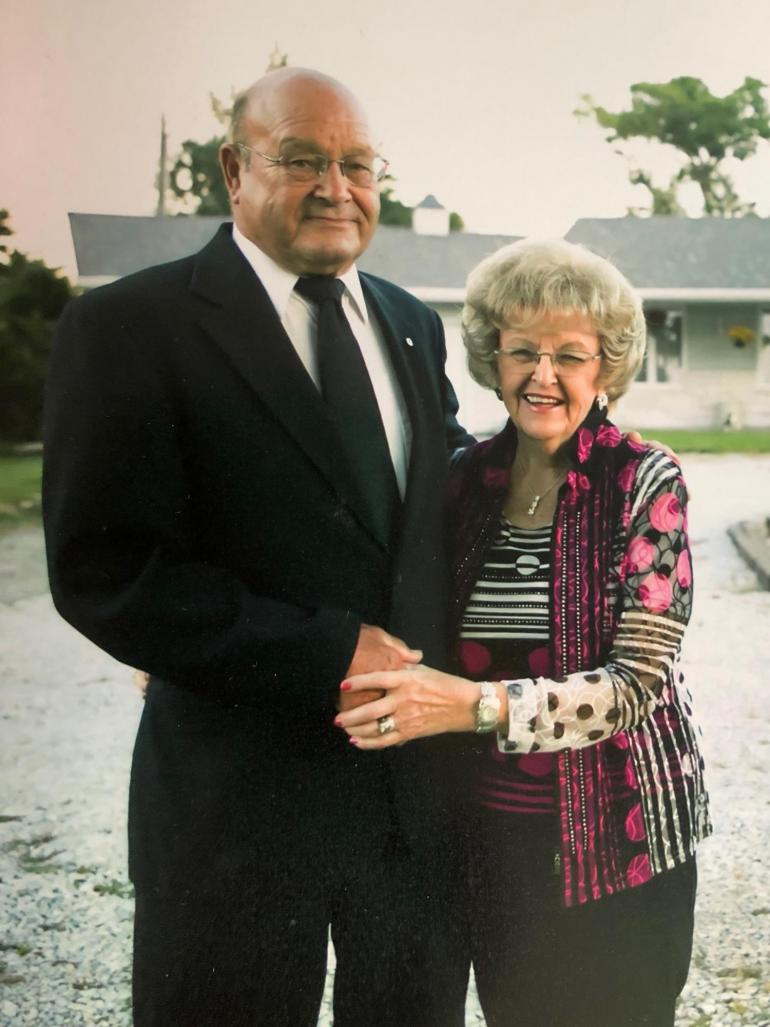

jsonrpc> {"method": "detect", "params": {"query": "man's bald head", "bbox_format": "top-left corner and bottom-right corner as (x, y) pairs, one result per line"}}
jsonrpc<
(229, 68), (371, 147)
(219, 67), (381, 276)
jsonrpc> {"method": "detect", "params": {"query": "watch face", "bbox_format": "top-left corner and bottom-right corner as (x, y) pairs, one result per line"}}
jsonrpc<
(478, 704), (498, 727)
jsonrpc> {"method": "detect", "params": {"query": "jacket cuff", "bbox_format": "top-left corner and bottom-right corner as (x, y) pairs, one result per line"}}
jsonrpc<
(497, 678), (539, 753)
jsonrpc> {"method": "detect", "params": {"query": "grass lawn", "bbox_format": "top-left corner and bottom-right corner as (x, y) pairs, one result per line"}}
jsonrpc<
(0, 452), (43, 521)
(632, 429), (770, 454)
(0, 430), (768, 522)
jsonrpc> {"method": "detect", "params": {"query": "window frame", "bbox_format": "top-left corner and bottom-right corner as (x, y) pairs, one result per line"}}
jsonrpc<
(636, 306), (686, 386)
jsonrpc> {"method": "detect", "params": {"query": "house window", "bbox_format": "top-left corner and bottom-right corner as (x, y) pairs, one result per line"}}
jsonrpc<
(636, 310), (683, 384)
(759, 311), (770, 385)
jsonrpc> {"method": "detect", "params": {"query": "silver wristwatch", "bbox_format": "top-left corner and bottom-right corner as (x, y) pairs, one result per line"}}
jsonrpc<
(475, 682), (501, 733)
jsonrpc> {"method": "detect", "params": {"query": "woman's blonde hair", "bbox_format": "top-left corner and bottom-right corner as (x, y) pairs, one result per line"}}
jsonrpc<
(461, 238), (646, 402)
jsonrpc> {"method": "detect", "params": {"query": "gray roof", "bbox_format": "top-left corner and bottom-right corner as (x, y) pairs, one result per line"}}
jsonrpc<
(566, 217), (770, 289)
(361, 226), (519, 288)
(68, 213), (519, 291)
(69, 213), (229, 279)
(415, 194), (444, 209)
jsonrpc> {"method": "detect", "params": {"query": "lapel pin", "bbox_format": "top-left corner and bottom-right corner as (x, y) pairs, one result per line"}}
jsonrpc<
(405, 337), (414, 347)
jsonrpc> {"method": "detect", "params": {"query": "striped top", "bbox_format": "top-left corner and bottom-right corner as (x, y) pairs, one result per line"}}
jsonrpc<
(458, 520), (556, 814)
(461, 519), (551, 642)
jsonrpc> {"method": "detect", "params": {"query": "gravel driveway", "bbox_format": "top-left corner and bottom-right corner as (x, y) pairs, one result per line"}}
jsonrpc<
(1, 454), (769, 1027)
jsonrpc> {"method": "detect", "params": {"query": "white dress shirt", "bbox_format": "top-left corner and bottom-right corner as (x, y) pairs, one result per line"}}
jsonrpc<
(232, 226), (412, 498)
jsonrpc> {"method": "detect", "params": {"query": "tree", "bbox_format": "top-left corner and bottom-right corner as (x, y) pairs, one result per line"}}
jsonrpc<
(627, 169), (684, 217)
(0, 211), (74, 441)
(379, 184), (412, 227)
(576, 76), (770, 216)
(0, 212), (11, 254)
(169, 135), (230, 215)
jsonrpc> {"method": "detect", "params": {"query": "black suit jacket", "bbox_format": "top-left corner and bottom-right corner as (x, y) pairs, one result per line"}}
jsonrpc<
(43, 225), (473, 886)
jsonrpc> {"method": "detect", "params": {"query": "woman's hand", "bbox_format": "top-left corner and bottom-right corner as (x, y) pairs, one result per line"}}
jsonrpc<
(333, 665), (482, 749)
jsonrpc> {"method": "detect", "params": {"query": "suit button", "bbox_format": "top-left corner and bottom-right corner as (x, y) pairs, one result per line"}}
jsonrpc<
(335, 506), (356, 529)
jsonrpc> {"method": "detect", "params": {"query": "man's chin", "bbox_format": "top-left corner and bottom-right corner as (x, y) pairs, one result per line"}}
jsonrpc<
(291, 244), (362, 277)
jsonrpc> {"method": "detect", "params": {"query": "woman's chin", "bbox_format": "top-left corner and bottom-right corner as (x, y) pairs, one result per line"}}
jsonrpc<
(511, 418), (569, 455)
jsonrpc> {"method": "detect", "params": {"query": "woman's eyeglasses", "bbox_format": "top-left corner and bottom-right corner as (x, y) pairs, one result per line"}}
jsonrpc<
(495, 348), (602, 376)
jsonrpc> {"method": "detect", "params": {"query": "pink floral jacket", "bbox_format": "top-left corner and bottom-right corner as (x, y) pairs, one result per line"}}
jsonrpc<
(448, 412), (712, 906)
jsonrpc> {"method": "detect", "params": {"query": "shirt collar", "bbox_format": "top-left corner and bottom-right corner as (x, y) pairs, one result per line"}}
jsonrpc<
(232, 225), (369, 325)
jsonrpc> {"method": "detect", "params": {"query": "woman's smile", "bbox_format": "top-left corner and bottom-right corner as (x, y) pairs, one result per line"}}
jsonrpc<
(519, 391), (565, 410)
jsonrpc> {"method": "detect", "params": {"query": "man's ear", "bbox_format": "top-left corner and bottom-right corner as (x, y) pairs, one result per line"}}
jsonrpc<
(219, 144), (242, 204)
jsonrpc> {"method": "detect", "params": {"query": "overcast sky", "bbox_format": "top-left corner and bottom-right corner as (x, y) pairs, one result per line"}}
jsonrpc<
(4, 0), (770, 276)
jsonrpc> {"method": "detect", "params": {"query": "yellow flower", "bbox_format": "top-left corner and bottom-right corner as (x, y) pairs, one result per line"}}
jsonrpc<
(727, 325), (756, 346)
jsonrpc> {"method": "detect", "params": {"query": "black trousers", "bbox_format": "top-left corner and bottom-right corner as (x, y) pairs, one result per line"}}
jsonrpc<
(132, 832), (467, 1027)
(466, 810), (697, 1027)
(129, 680), (469, 1027)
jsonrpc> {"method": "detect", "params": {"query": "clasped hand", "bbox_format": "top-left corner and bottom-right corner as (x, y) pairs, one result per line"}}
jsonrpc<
(334, 664), (479, 749)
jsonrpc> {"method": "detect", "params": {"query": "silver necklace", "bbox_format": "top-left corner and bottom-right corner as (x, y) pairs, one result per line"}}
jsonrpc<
(526, 473), (566, 516)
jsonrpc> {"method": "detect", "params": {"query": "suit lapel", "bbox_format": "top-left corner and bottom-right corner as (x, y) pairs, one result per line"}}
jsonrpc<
(189, 227), (386, 546)
(361, 275), (452, 661)
(361, 276), (440, 504)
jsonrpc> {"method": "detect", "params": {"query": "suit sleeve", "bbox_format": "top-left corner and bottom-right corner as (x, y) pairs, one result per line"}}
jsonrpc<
(43, 295), (360, 713)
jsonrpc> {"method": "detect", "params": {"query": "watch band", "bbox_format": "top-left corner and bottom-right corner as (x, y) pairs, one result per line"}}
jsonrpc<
(475, 681), (501, 733)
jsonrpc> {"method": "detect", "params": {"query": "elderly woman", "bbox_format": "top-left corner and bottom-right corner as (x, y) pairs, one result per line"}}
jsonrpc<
(335, 239), (711, 1027)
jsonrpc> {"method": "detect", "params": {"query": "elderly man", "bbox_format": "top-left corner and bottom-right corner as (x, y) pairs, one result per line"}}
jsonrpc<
(43, 68), (473, 1026)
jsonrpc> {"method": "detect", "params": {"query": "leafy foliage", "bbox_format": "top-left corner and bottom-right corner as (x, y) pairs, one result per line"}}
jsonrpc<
(169, 136), (229, 215)
(0, 210), (74, 441)
(0, 213), (11, 253)
(379, 185), (412, 227)
(576, 76), (770, 215)
(627, 169), (684, 216)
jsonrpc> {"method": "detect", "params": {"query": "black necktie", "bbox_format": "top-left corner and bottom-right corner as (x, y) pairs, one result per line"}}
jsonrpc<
(294, 276), (400, 546)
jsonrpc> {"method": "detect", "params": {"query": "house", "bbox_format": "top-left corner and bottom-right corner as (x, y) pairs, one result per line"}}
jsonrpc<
(68, 209), (770, 433)
(566, 217), (770, 429)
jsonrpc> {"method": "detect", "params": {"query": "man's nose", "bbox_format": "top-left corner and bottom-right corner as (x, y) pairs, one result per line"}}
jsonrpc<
(314, 160), (352, 202)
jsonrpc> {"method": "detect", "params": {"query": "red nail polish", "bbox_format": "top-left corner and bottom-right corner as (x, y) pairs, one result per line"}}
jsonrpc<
(334, 717), (342, 727)
(349, 737), (359, 746)
(340, 681), (352, 692)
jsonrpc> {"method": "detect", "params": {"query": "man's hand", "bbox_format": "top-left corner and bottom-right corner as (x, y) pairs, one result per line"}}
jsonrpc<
(626, 430), (679, 463)
(337, 624), (422, 712)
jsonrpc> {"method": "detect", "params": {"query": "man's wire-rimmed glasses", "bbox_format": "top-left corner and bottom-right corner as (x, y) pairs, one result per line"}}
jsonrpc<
(495, 347), (603, 377)
(235, 145), (389, 188)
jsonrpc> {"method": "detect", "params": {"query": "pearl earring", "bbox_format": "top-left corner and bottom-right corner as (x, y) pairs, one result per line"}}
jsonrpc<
(596, 392), (608, 411)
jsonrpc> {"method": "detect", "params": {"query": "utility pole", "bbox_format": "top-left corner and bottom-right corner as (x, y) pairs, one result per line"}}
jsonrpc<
(156, 115), (168, 216)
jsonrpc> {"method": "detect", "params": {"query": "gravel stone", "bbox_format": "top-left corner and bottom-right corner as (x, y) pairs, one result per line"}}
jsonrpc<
(1, 454), (768, 1025)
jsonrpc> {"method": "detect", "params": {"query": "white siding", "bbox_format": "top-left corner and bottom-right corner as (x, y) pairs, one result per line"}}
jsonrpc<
(614, 302), (767, 429)
(436, 304), (506, 438)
